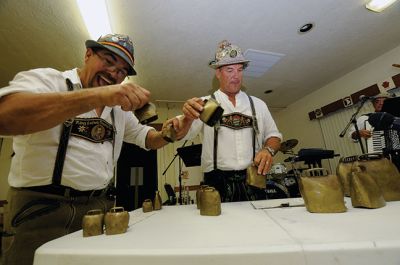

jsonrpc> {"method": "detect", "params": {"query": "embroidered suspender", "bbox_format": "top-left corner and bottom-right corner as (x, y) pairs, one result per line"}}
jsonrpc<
(211, 93), (258, 170)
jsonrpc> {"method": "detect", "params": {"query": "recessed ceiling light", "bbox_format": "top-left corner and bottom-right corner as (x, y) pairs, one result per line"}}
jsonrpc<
(264, 90), (273, 94)
(298, 23), (314, 34)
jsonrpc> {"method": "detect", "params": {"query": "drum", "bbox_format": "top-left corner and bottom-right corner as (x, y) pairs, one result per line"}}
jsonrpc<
(282, 174), (301, 198)
(270, 163), (287, 174)
(268, 163), (287, 181)
(265, 180), (290, 199)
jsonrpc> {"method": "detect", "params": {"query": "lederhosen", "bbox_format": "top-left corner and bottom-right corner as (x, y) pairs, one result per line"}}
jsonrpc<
(203, 93), (266, 202)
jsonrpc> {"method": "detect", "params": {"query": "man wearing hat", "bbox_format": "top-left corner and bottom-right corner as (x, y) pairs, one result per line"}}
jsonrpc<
(348, 92), (393, 143)
(174, 40), (282, 202)
(0, 33), (174, 265)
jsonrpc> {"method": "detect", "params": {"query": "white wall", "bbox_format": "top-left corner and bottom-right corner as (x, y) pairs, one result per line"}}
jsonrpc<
(274, 44), (400, 168)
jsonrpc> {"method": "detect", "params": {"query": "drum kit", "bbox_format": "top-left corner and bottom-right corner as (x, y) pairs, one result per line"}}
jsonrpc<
(264, 139), (302, 199)
(265, 139), (338, 199)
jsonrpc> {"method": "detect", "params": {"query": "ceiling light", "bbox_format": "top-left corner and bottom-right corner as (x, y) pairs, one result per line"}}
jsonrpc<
(243, 49), (285, 78)
(76, 0), (112, 39)
(366, 0), (398, 12)
(298, 23), (314, 34)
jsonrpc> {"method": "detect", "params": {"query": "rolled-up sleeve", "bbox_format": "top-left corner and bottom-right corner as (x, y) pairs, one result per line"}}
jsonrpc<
(254, 98), (282, 143)
(121, 112), (154, 150)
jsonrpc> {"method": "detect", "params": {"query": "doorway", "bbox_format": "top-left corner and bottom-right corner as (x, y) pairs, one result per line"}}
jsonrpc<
(116, 142), (158, 211)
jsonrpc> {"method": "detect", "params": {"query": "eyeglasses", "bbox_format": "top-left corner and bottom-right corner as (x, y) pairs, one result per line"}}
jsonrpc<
(94, 52), (129, 80)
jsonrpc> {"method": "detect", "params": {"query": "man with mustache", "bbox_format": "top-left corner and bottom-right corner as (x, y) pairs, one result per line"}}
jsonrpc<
(0, 34), (176, 265)
(174, 40), (282, 202)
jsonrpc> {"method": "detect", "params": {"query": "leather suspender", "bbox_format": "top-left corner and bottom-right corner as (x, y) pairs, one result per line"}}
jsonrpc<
(212, 93), (219, 170)
(211, 93), (258, 170)
(52, 79), (75, 185)
(248, 95), (258, 160)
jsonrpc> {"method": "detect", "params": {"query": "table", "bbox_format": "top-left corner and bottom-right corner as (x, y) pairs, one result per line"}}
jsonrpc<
(34, 198), (400, 265)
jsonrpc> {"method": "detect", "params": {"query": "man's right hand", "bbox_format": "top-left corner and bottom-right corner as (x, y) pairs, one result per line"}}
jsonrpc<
(182, 97), (204, 120)
(352, 129), (372, 139)
(164, 96), (206, 142)
(100, 81), (150, 111)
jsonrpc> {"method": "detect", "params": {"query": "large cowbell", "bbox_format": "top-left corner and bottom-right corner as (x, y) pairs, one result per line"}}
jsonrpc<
(134, 102), (158, 124)
(122, 76), (158, 124)
(199, 98), (224, 127)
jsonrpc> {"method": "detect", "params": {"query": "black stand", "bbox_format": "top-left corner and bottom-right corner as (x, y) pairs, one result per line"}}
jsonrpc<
(176, 144), (202, 204)
(297, 148), (337, 168)
(178, 157), (183, 204)
(162, 140), (188, 205)
(176, 144), (202, 167)
(339, 99), (368, 154)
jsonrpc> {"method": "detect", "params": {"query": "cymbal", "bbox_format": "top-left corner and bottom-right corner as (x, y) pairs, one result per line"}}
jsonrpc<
(280, 139), (299, 152)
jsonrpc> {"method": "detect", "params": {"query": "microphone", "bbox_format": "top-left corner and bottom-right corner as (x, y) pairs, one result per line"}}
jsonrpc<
(359, 95), (375, 101)
(368, 112), (400, 131)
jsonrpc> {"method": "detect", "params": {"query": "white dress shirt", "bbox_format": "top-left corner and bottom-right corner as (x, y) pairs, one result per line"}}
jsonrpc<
(348, 114), (370, 140)
(183, 89), (282, 173)
(0, 68), (153, 190)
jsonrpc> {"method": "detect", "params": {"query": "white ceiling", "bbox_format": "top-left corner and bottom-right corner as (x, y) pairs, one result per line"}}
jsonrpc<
(1, 0), (400, 111)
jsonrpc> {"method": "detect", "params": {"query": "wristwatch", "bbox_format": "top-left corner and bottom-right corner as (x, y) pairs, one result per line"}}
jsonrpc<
(264, 146), (276, 157)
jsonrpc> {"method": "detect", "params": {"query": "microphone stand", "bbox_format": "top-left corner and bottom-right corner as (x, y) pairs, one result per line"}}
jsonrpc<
(162, 140), (188, 205)
(339, 99), (367, 154)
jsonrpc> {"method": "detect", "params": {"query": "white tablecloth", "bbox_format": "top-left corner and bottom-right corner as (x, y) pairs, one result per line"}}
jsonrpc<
(33, 198), (400, 265)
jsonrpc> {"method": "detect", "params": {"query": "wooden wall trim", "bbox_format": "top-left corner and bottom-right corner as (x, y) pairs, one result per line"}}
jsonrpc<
(308, 73), (400, 120)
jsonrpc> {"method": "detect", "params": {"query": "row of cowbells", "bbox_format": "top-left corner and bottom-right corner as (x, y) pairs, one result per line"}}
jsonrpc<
(142, 188), (221, 216)
(300, 154), (400, 213)
(299, 154), (400, 213)
(142, 190), (163, 212)
(336, 153), (400, 208)
(82, 191), (164, 237)
(82, 207), (130, 237)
